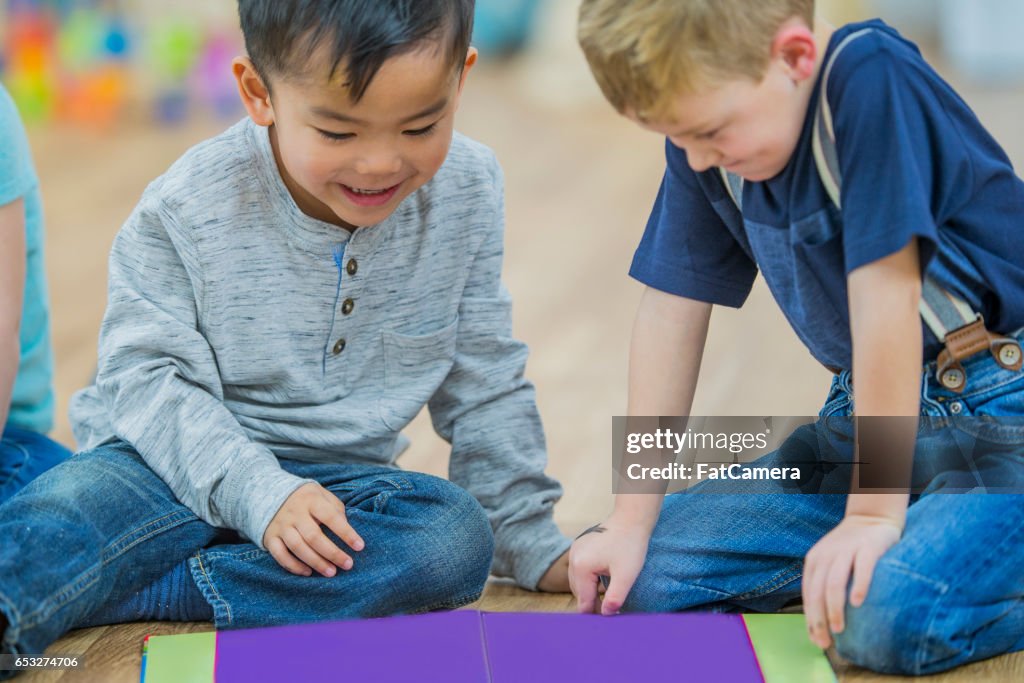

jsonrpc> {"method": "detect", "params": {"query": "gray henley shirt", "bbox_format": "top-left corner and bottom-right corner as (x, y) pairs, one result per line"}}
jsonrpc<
(69, 118), (570, 589)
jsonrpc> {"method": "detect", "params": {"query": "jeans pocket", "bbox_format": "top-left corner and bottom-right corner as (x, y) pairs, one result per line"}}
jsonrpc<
(953, 373), (1024, 444)
(820, 393), (852, 418)
(378, 317), (459, 431)
(819, 374), (852, 418)
(325, 474), (413, 513)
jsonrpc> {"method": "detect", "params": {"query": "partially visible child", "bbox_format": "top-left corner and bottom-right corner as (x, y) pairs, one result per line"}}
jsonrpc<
(0, 0), (568, 670)
(570, 0), (1024, 676)
(0, 84), (71, 506)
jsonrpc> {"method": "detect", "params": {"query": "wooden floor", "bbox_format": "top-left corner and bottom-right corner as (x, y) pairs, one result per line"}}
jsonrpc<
(12, 14), (1024, 682)
(19, 582), (1024, 682)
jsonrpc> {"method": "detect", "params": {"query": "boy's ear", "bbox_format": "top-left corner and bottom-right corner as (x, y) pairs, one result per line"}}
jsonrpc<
(456, 47), (479, 96)
(771, 22), (818, 83)
(233, 57), (275, 126)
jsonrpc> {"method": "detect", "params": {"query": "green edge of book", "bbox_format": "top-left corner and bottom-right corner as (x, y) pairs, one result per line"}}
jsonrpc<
(140, 631), (216, 683)
(743, 614), (837, 683)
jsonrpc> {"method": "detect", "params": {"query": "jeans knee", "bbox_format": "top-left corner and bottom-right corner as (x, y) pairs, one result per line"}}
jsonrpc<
(26, 447), (123, 510)
(834, 605), (928, 675)
(833, 560), (951, 675)
(624, 566), (729, 613)
(397, 479), (493, 607)
(621, 577), (667, 613)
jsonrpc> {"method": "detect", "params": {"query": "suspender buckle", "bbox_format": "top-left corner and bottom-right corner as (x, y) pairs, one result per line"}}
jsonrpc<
(992, 337), (1023, 371)
(935, 315), (1023, 392)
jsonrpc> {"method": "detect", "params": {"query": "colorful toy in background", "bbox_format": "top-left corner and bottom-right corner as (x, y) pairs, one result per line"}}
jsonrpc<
(147, 18), (200, 124)
(0, 0), (243, 129)
(3, 4), (62, 124)
(2, 0), (559, 129)
(56, 8), (130, 128)
(147, 20), (240, 124)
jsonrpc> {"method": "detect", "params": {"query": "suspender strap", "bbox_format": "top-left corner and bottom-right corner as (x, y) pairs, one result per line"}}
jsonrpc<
(919, 277), (978, 338)
(810, 28), (874, 210)
(719, 167), (744, 211)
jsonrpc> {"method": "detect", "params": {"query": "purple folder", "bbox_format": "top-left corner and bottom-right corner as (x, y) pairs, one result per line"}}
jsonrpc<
(144, 611), (835, 682)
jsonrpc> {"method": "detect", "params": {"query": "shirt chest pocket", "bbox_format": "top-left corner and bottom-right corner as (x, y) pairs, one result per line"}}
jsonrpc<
(378, 317), (459, 431)
(743, 207), (851, 368)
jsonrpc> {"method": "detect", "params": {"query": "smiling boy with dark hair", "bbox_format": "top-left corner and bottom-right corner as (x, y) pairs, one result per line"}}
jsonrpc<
(0, 1), (569, 668)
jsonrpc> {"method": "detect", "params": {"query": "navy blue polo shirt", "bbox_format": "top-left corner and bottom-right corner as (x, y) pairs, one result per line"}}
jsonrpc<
(630, 19), (1024, 370)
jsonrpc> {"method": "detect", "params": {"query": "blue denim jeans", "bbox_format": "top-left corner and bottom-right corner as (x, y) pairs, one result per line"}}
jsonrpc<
(0, 426), (71, 506)
(626, 335), (1024, 676)
(0, 440), (493, 667)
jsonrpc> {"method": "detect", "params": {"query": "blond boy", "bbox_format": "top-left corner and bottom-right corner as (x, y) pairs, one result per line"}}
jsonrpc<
(570, 0), (1024, 675)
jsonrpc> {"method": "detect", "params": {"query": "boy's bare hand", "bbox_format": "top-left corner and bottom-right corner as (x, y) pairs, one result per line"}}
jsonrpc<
(537, 550), (570, 592)
(569, 519), (650, 615)
(802, 514), (902, 648)
(263, 483), (365, 577)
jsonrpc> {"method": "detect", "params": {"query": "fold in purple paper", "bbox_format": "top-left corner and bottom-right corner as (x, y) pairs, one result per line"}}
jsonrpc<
(214, 611), (489, 683)
(481, 612), (763, 682)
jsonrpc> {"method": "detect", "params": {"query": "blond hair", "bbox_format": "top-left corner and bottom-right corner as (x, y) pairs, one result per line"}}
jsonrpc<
(578, 0), (814, 120)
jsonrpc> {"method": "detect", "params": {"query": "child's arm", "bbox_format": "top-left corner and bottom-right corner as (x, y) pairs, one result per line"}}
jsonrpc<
(802, 239), (921, 648)
(0, 198), (26, 429)
(570, 287), (711, 613)
(427, 159), (571, 591)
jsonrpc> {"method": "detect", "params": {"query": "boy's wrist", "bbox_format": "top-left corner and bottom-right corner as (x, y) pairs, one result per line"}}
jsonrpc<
(610, 494), (663, 532)
(536, 550), (570, 593)
(844, 493), (909, 529)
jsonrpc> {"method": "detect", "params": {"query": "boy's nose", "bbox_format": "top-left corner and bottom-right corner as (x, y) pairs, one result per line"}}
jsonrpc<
(354, 152), (402, 176)
(685, 147), (720, 173)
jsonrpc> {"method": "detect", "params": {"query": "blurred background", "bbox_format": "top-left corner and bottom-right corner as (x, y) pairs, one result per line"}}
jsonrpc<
(3, 0), (1024, 533)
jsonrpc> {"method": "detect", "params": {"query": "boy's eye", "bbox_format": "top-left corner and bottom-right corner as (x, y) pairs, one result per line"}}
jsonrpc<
(404, 122), (438, 137)
(316, 129), (355, 142)
(695, 128), (720, 141)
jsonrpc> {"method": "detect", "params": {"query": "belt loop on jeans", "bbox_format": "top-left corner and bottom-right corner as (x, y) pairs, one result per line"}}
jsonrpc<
(935, 315), (1023, 392)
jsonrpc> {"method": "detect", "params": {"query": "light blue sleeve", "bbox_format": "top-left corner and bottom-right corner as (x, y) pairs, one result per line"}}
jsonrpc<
(0, 84), (36, 207)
